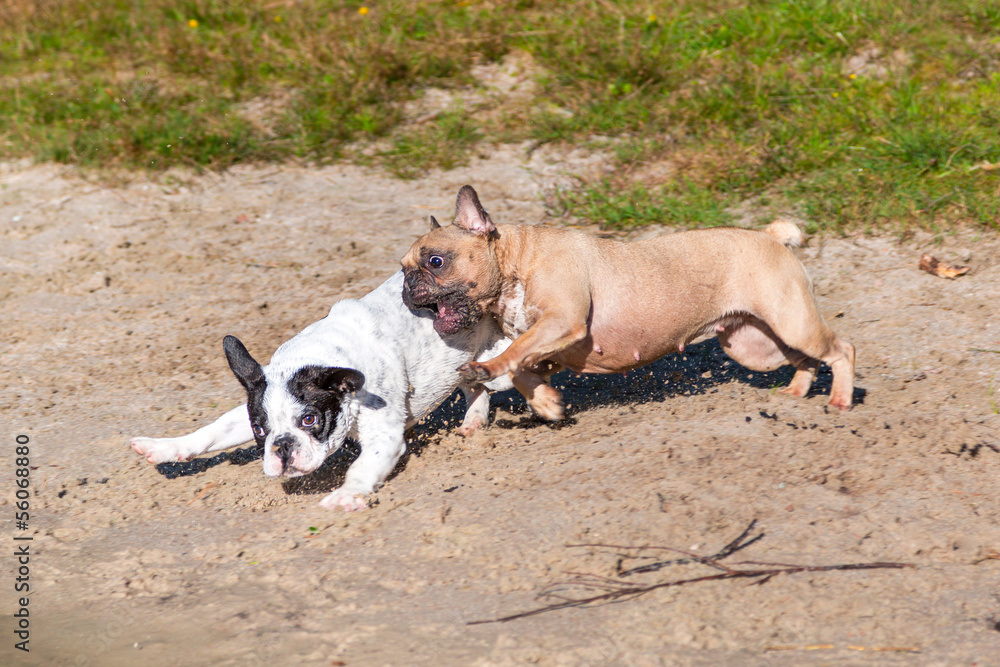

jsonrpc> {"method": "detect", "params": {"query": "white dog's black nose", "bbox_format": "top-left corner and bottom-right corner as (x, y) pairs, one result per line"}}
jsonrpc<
(273, 434), (295, 466)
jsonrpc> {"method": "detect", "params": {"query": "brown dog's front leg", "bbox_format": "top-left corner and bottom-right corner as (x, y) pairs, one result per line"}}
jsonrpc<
(458, 314), (588, 382)
(457, 361), (496, 383)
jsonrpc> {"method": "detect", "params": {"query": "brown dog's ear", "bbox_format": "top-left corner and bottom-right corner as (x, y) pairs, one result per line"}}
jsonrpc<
(429, 215), (441, 230)
(453, 185), (496, 236)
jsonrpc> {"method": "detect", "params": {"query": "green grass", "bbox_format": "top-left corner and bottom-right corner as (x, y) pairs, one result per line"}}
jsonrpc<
(2, 0), (999, 231)
(552, 179), (735, 229)
(377, 108), (482, 178)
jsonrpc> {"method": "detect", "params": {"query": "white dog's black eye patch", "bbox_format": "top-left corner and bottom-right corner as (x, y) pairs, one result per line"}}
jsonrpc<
(236, 379), (268, 446)
(287, 366), (364, 441)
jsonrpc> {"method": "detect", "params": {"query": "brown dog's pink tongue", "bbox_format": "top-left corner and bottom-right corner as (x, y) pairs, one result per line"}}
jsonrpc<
(434, 301), (461, 335)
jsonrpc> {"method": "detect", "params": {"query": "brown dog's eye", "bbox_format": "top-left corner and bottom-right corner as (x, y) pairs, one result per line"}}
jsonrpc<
(301, 414), (317, 427)
(253, 424), (266, 438)
(428, 255), (445, 269)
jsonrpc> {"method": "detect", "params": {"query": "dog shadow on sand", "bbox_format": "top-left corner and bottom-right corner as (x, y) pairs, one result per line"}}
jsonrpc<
(154, 338), (865, 497)
(474, 337), (863, 431)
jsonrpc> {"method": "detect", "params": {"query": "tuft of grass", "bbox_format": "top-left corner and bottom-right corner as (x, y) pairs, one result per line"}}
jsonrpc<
(553, 179), (734, 230)
(377, 109), (481, 179)
(1, 0), (999, 231)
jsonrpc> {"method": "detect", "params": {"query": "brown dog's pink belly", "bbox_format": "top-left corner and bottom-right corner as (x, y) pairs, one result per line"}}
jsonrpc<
(553, 326), (695, 374)
(549, 282), (724, 373)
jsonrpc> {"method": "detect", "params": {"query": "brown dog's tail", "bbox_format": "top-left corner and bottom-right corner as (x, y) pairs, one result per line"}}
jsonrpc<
(763, 218), (804, 247)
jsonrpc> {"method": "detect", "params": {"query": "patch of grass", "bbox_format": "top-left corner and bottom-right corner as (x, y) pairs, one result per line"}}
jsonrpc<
(377, 109), (481, 179)
(517, 0), (1000, 230)
(0, 0), (501, 169)
(553, 179), (734, 229)
(1, 0), (999, 231)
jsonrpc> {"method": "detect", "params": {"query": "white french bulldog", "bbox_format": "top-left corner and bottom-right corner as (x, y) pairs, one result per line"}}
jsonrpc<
(131, 271), (512, 511)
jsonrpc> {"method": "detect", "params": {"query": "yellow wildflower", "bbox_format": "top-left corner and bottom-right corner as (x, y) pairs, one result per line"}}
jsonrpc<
(359, 6), (369, 15)
(188, 19), (198, 28)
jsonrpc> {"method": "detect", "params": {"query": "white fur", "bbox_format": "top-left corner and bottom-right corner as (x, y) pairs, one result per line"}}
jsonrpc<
(496, 281), (534, 337)
(131, 271), (511, 511)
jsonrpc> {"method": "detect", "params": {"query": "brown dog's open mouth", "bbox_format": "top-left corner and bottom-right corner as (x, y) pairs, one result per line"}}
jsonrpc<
(416, 295), (480, 336)
(402, 273), (481, 335)
(432, 299), (467, 335)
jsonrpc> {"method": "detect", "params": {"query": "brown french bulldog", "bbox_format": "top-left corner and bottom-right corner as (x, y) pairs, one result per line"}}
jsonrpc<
(401, 186), (855, 419)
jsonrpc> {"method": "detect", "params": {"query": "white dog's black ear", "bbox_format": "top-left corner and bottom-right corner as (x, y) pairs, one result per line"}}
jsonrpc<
(223, 335), (265, 391)
(314, 367), (365, 394)
(430, 215), (441, 230)
(288, 367), (364, 408)
(453, 185), (497, 236)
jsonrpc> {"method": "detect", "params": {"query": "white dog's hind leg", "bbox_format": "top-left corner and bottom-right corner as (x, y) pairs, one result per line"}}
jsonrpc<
(130, 405), (253, 463)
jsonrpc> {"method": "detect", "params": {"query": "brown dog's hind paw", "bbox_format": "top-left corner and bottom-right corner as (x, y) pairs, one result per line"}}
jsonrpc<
(778, 385), (809, 398)
(828, 396), (852, 412)
(527, 385), (565, 421)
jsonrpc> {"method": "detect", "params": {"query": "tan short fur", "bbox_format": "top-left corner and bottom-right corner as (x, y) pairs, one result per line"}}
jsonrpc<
(401, 186), (855, 419)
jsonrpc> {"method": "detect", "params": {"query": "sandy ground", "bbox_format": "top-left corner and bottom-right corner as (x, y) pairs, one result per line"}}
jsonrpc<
(1, 145), (999, 666)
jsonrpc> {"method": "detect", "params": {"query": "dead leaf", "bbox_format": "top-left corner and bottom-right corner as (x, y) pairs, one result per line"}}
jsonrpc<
(919, 254), (969, 279)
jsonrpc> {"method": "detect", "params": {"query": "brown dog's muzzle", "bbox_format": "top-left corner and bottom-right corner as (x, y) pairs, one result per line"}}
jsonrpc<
(402, 269), (435, 310)
(401, 269), (483, 336)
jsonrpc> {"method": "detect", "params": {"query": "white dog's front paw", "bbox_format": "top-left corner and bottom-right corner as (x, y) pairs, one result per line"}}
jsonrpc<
(319, 488), (370, 512)
(457, 415), (485, 437)
(130, 437), (191, 464)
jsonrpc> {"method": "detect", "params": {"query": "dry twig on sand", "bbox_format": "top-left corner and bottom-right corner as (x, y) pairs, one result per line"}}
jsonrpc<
(468, 520), (913, 625)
